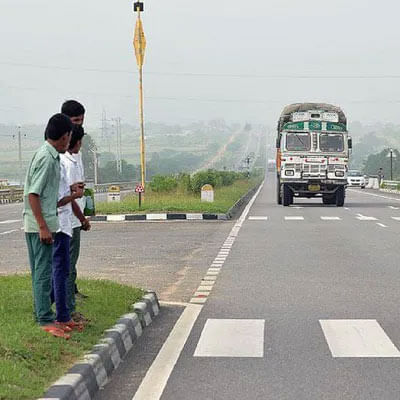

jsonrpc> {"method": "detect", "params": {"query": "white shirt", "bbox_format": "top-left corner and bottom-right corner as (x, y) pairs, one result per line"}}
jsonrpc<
(57, 158), (73, 237)
(61, 151), (85, 229)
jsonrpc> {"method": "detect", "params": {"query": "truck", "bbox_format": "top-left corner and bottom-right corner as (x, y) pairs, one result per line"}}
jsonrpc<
(276, 103), (352, 207)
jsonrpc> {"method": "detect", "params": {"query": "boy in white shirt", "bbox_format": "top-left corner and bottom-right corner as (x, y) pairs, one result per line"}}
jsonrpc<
(52, 126), (85, 332)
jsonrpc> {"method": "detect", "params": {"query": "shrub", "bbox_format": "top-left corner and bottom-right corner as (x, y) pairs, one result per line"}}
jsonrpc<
(176, 173), (191, 192)
(149, 175), (178, 192)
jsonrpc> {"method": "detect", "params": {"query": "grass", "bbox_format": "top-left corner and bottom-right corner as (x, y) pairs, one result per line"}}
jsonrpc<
(95, 177), (262, 215)
(0, 275), (144, 400)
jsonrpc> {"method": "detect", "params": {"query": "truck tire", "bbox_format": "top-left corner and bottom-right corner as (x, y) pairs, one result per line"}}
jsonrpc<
(277, 177), (282, 205)
(283, 184), (292, 206)
(336, 186), (345, 207)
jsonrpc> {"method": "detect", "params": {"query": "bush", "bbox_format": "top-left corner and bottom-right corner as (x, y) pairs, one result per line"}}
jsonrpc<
(176, 173), (191, 192)
(149, 175), (178, 192)
(190, 170), (245, 193)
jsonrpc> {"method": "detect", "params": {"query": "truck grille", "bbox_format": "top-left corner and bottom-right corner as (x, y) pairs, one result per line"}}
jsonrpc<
(303, 164), (326, 177)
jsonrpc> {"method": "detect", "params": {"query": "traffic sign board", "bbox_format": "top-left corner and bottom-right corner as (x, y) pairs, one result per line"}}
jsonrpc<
(134, 18), (146, 67)
(135, 184), (145, 193)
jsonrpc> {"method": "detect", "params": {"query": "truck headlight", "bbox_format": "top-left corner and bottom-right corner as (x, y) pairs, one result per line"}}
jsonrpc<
(285, 170), (294, 176)
(335, 171), (345, 177)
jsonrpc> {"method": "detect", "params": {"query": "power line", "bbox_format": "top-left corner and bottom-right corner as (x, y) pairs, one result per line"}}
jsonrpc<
(2, 61), (400, 79)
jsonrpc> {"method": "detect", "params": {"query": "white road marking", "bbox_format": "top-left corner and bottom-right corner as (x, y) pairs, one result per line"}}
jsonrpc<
(389, 206), (399, 210)
(377, 223), (387, 228)
(248, 216), (268, 221)
(348, 189), (400, 202)
(132, 305), (202, 400)
(197, 285), (213, 292)
(0, 219), (21, 224)
(344, 207), (350, 210)
(356, 214), (378, 221)
(132, 182), (265, 400)
(291, 206), (304, 209)
(320, 319), (400, 358)
(194, 291), (210, 297)
(194, 319), (265, 358)
(285, 216), (304, 221)
(321, 216), (342, 221)
(190, 297), (207, 304)
(391, 217), (400, 221)
(0, 229), (18, 235)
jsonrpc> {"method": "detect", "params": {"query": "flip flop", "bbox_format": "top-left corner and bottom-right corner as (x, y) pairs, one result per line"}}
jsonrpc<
(55, 321), (73, 332)
(41, 325), (71, 340)
(58, 320), (84, 332)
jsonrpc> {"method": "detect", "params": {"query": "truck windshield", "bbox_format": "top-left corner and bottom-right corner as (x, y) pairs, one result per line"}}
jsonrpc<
(286, 132), (311, 151)
(320, 133), (344, 152)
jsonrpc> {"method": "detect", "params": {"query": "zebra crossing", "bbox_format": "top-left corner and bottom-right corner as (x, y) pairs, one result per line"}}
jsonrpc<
(193, 318), (400, 359)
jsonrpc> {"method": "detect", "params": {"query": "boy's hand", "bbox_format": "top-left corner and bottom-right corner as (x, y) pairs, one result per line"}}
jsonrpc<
(81, 218), (91, 231)
(39, 226), (53, 244)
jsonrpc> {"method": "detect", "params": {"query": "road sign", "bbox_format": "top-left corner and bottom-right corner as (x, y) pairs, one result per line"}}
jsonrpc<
(134, 18), (146, 67)
(108, 185), (121, 203)
(201, 184), (214, 203)
(135, 184), (145, 193)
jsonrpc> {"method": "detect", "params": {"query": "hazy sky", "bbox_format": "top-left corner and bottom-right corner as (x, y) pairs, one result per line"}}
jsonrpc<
(1, 0), (400, 127)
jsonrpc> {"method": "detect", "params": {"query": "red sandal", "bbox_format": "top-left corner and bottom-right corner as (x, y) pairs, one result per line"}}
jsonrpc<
(41, 324), (71, 340)
(57, 320), (84, 332)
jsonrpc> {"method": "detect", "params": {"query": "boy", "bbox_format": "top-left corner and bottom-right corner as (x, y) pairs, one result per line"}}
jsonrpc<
(24, 113), (72, 338)
(61, 100), (89, 306)
(60, 125), (90, 322)
(52, 125), (86, 332)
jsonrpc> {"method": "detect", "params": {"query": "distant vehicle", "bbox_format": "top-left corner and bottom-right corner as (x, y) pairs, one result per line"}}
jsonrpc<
(276, 103), (352, 206)
(267, 159), (276, 171)
(347, 170), (366, 188)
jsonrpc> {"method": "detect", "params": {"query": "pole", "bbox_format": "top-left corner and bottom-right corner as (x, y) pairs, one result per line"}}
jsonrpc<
(138, 7), (146, 187)
(390, 149), (393, 181)
(17, 126), (22, 187)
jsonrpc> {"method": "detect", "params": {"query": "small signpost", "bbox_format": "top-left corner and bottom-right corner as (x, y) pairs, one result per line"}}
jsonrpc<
(107, 185), (121, 203)
(201, 184), (214, 202)
(135, 184), (145, 208)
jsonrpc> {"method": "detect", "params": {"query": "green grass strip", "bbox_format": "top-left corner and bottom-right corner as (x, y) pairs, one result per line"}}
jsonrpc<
(0, 275), (144, 400)
(96, 178), (262, 215)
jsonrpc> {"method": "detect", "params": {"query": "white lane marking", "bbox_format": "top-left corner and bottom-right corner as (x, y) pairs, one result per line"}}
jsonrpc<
(389, 206), (399, 210)
(159, 301), (189, 307)
(356, 214), (378, 221)
(0, 219), (21, 224)
(194, 319), (265, 358)
(0, 229), (18, 235)
(285, 216), (304, 221)
(197, 285), (213, 292)
(348, 189), (400, 202)
(248, 216), (268, 221)
(344, 207), (350, 210)
(320, 319), (400, 358)
(205, 271), (220, 276)
(291, 206), (304, 209)
(377, 223), (388, 228)
(132, 182), (265, 400)
(391, 217), (400, 221)
(190, 297), (207, 304)
(132, 304), (202, 400)
(321, 216), (342, 221)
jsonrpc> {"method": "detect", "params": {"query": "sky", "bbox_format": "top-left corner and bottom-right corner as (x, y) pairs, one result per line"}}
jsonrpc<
(0, 0), (400, 127)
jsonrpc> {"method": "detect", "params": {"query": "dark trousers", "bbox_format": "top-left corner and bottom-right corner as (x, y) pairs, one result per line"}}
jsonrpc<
(52, 232), (71, 323)
(67, 227), (81, 313)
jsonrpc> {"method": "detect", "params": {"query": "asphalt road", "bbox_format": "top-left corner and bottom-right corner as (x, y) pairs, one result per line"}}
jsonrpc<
(94, 178), (400, 400)
(3, 180), (400, 399)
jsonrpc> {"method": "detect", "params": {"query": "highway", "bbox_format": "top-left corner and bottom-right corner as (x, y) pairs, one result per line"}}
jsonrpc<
(2, 178), (400, 399)
(96, 177), (400, 400)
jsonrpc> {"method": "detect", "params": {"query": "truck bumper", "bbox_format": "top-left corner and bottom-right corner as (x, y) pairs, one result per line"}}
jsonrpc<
(280, 179), (347, 196)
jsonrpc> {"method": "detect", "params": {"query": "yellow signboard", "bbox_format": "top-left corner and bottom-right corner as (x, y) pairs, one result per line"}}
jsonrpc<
(134, 19), (146, 67)
(108, 185), (120, 193)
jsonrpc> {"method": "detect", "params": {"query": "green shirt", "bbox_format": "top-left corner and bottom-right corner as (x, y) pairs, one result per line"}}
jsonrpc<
(23, 142), (60, 233)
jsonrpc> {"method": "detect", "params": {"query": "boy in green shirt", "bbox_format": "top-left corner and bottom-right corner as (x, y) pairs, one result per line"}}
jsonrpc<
(24, 113), (73, 338)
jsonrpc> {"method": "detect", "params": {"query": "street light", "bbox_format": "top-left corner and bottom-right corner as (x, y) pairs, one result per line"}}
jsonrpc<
(387, 148), (397, 181)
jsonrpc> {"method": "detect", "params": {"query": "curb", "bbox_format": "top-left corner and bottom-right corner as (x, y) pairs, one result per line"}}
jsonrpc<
(380, 188), (400, 195)
(38, 291), (160, 400)
(90, 181), (263, 223)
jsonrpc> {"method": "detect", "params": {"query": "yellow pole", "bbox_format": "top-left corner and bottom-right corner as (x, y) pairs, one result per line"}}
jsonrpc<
(137, 8), (146, 187)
